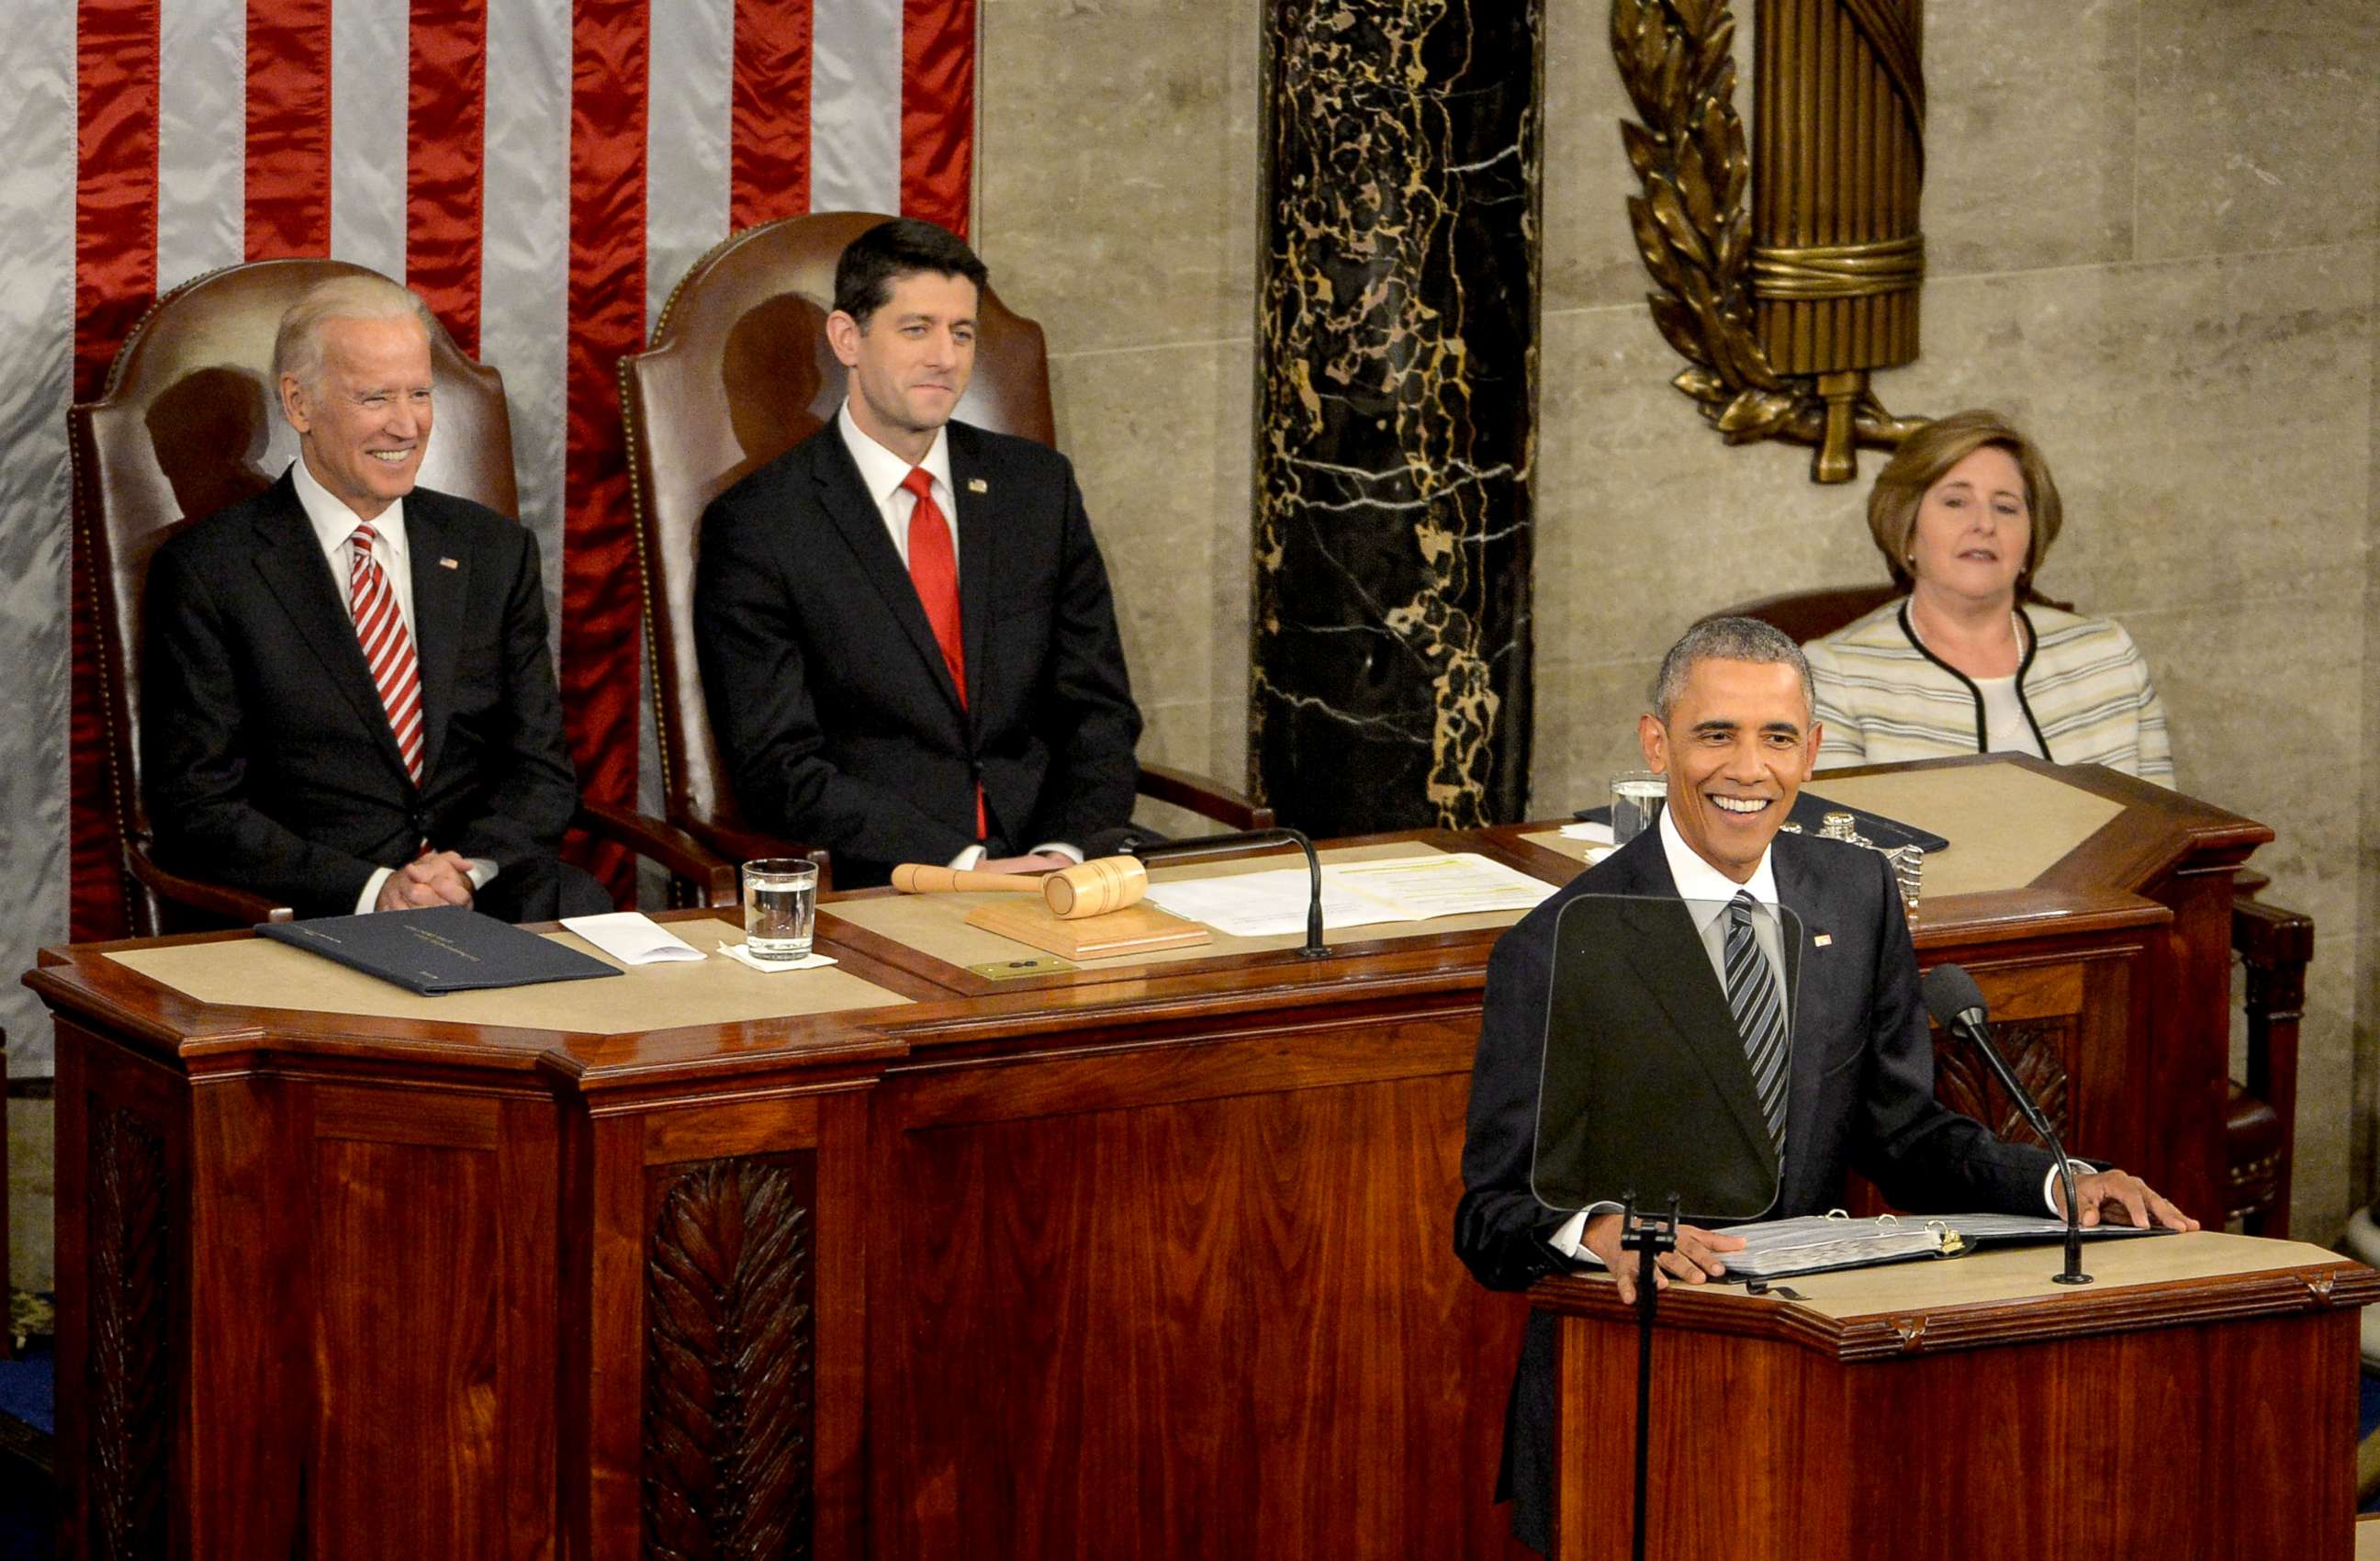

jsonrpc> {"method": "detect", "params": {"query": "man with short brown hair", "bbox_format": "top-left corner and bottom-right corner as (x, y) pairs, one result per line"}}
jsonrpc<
(696, 218), (1141, 888)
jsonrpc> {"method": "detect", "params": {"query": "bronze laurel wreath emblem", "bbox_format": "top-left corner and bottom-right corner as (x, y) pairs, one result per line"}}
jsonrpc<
(1611, 0), (1925, 477)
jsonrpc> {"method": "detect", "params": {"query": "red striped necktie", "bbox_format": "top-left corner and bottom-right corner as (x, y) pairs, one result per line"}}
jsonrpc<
(346, 523), (425, 784)
(901, 466), (984, 839)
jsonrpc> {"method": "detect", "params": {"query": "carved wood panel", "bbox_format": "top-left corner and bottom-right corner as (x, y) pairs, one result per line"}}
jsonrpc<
(1932, 1017), (2072, 1148)
(88, 1105), (168, 1561)
(643, 1154), (815, 1561)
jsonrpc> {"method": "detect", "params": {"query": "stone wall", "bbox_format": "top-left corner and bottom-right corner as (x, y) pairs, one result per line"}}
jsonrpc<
(988, 0), (2380, 1231)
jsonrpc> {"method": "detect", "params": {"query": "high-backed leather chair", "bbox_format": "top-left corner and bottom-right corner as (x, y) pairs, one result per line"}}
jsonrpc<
(620, 211), (1268, 882)
(1718, 586), (2310, 1236)
(70, 258), (733, 934)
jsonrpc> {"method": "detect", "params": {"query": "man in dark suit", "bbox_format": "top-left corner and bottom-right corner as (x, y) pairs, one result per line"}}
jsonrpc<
(143, 275), (604, 924)
(1454, 616), (2192, 1555)
(695, 218), (1141, 889)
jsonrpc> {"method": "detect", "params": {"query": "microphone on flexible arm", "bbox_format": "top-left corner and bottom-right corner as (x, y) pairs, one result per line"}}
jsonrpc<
(1920, 962), (2093, 1286)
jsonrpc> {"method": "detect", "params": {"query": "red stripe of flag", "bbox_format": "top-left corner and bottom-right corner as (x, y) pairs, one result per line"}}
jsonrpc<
(244, 0), (333, 259)
(900, 0), (975, 236)
(560, 1), (650, 903)
(71, 0), (163, 941)
(405, 0), (490, 354)
(730, 0), (814, 230)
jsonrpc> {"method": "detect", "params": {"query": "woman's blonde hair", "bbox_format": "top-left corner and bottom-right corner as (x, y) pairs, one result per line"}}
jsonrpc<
(1867, 409), (2063, 593)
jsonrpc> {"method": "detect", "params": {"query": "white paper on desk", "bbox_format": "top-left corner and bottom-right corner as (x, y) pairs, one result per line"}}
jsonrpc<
(562, 911), (706, 964)
(1140, 869), (1406, 939)
(1142, 852), (1556, 938)
(1327, 852), (1558, 920)
(1559, 821), (1615, 845)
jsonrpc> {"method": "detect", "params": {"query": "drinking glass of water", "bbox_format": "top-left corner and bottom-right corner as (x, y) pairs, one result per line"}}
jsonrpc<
(741, 858), (818, 960)
(1610, 770), (1667, 844)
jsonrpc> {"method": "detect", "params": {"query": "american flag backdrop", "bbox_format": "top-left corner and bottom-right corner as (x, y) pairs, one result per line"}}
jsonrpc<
(0, 0), (977, 1071)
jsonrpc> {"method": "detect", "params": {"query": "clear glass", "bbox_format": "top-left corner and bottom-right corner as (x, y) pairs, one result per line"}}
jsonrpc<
(741, 858), (818, 960)
(1609, 770), (1667, 844)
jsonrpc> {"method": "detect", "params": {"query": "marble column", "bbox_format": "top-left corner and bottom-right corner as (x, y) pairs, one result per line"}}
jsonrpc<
(1249, 0), (1542, 836)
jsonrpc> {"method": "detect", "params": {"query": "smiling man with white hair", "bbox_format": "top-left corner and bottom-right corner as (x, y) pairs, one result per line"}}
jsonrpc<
(142, 272), (606, 923)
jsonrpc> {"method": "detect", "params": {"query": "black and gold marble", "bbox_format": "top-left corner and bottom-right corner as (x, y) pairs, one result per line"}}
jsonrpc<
(1251, 0), (1542, 835)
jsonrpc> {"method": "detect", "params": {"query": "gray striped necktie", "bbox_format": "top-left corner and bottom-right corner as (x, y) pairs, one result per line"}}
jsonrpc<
(1723, 891), (1789, 1157)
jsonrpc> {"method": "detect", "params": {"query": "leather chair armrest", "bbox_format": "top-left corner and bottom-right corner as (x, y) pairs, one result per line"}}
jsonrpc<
(124, 841), (293, 926)
(2230, 890), (2313, 1237)
(680, 818), (834, 893)
(2232, 891), (2313, 968)
(1137, 762), (1275, 833)
(573, 799), (741, 909)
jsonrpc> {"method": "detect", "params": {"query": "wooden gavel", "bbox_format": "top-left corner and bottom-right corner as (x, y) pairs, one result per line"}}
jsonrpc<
(889, 855), (1149, 919)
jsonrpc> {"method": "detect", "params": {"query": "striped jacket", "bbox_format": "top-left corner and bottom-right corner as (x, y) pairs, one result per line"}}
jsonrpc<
(1802, 600), (2174, 787)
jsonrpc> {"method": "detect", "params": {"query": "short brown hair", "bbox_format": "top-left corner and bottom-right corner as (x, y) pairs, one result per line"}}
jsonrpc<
(833, 218), (988, 329)
(1867, 409), (2063, 593)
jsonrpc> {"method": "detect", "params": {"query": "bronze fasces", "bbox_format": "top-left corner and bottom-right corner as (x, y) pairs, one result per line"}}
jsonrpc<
(1611, 0), (1931, 482)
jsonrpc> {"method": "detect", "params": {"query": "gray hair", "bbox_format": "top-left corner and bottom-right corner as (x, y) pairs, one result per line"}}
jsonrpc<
(272, 274), (436, 394)
(1649, 616), (1815, 724)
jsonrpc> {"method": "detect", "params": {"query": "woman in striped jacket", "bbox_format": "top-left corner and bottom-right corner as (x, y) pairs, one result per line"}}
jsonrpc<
(1802, 410), (2173, 786)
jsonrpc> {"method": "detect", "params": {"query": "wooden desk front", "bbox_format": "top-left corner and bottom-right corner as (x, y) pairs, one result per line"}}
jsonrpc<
(28, 762), (2268, 1560)
(1537, 1233), (2378, 1559)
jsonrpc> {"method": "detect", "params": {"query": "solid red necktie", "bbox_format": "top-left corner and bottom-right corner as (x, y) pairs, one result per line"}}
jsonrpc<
(346, 523), (424, 783)
(901, 466), (985, 838)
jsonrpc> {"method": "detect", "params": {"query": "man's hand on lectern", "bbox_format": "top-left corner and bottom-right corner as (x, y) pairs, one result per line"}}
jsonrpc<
(1583, 1213), (1748, 1305)
(2052, 1168), (2200, 1232)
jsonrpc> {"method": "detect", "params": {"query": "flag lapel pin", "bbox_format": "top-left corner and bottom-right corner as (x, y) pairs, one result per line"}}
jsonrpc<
(1813, 933), (1833, 947)
(439, 556), (460, 569)
(967, 477), (988, 493)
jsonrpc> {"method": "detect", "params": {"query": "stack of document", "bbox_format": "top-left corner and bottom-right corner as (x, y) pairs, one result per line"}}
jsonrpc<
(1141, 852), (1555, 939)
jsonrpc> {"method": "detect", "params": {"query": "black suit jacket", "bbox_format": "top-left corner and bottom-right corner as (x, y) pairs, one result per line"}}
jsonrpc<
(142, 472), (581, 920)
(1454, 827), (2056, 1553)
(695, 418), (1142, 887)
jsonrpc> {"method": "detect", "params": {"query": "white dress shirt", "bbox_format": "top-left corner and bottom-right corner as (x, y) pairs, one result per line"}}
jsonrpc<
(836, 400), (957, 573)
(832, 402), (1084, 870)
(291, 450), (415, 635)
(286, 456), (498, 912)
(1550, 803), (2067, 1263)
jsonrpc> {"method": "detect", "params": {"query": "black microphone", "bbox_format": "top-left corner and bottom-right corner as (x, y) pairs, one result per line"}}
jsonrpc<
(1124, 827), (1330, 959)
(1921, 962), (2093, 1286)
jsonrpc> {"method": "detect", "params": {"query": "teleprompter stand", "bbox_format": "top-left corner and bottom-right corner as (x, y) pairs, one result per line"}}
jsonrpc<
(1533, 893), (1798, 1561)
(1617, 1194), (1679, 1561)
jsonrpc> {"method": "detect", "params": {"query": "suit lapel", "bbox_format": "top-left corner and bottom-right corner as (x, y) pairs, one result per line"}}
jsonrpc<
(406, 497), (466, 783)
(246, 476), (413, 783)
(947, 424), (994, 714)
(810, 431), (967, 718)
(1771, 839), (1824, 1204)
(1604, 842), (1778, 1172)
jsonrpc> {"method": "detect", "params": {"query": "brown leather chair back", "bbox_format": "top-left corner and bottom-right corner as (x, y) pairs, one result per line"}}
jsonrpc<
(69, 257), (518, 932)
(1712, 585), (1901, 643)
(1714, 584), (2074, 644)
(620, 211), (1054, 850)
